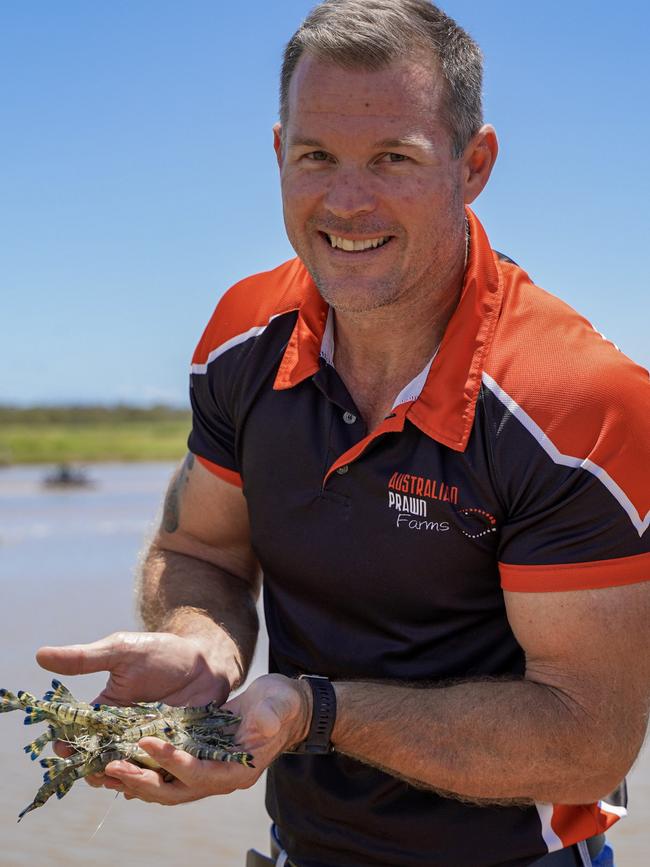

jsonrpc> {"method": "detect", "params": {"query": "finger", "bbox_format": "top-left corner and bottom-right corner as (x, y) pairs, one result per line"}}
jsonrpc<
(224, 695), (282, 747)
(137, 738), (202, 787)
(138, 737), (254, 791)
(222, 697), (244, 723)
(253, 698), (284, 741)
(103, 759), (187, 805)
(90, 690), (129, 707)
(36, 634), (122, 676)
(53, 741), (75, 758)
(85, 772), (108, 788)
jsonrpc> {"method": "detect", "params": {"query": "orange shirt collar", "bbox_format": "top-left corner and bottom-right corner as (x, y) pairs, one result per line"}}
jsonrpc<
(273, 270), (328, 390)
(274, 207), (503, 452)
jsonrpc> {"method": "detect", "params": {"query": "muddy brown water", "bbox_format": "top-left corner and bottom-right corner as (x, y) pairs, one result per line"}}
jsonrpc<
(0, 464), (646, 865)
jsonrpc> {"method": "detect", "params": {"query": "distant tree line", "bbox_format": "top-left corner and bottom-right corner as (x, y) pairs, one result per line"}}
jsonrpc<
(0, 404), (191, 425)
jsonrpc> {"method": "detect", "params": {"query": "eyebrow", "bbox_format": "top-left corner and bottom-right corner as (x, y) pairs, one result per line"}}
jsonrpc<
(375, 135), (429, 149)
(287, 134), (429, 150)
(287, 136), (326, 149)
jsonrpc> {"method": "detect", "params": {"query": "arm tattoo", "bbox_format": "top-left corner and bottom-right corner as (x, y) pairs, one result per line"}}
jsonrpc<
(162, 453), (195, 533)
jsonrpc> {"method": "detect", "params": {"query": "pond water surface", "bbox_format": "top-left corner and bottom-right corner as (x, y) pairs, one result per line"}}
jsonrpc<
(0, 464), (646, 865)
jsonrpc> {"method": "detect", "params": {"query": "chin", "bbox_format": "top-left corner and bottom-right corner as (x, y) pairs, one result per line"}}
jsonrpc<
(314, 280), (399, 314)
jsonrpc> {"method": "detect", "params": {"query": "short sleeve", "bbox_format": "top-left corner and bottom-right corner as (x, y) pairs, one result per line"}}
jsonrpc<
(188, 362), (242, 487)
(481, 366), (650, 592)
(496, 454), (650, 591)
(186, 303), (244, 488)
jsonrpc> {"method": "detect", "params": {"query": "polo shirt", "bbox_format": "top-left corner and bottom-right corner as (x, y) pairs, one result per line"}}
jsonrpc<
(188, 208), (650, 867)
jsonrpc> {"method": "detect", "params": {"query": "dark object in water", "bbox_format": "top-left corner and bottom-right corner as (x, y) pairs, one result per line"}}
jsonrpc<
(43, 463), (94, 489)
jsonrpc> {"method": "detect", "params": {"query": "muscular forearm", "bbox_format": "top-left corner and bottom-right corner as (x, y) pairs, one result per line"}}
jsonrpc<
(331, 677), (634, 805)
(138, 544), (259, 690)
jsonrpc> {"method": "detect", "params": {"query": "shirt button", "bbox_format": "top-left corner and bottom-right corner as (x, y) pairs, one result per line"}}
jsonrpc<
(343, 411), (357, 425)
(336, 465), (349, 475)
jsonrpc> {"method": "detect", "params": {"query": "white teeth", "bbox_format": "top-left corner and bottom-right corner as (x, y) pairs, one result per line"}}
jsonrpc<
(327, 234), (389, 251)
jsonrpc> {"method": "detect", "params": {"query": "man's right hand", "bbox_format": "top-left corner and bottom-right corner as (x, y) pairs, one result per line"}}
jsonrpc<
(36, 630), (234, 790)
(35, 456), (261, 792)
(36, 630), (232, 708)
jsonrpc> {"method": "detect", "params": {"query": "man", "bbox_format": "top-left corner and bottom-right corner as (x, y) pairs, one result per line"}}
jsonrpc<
(37, 1), (650, 865)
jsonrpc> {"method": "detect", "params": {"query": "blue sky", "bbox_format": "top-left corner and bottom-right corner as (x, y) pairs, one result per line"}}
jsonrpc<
(1, 0), (648, 407)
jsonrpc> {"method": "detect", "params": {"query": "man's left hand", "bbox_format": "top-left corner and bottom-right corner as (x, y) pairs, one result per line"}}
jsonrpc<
(102, 674), (311, 803)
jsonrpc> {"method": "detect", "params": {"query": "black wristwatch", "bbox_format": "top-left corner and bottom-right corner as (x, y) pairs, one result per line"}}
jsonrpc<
(291, 674), (337, 754)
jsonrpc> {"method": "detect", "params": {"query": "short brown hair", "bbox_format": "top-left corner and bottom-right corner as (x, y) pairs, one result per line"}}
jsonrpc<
(280, 0), (484, 157)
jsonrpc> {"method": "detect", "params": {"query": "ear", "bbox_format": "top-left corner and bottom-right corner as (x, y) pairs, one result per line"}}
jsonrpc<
(273, 122), (283, 170)
(462, 125), (498, 205)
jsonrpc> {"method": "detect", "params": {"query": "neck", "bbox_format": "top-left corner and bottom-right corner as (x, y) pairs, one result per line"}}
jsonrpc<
(334, 222), (468, 375)
(333, 283), (458, 379)
(332, 240), (467, 431)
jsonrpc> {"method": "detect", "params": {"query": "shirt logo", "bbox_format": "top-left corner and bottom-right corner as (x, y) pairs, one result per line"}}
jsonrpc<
(387, 471), (459, 532)
(387, 471), (497, 536)
(456, 507), (497, 539)
(388, 472), (459, 516)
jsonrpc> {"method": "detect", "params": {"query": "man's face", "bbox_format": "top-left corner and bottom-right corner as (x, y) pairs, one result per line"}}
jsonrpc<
(275, 53), (469, 314)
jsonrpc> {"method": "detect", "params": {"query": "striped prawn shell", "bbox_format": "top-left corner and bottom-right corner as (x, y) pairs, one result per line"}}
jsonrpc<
(4, 678), (253, 821)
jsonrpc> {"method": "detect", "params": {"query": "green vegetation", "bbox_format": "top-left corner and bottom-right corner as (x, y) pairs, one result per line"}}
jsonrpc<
(0, 405), (192, 464)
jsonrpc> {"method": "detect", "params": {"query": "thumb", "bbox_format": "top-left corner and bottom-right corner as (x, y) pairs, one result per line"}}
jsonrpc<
(36, 633), (123, 676)
(252, 697), (284, 740)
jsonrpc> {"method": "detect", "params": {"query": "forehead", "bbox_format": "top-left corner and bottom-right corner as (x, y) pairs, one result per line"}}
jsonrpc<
(285, 53), (448, 141)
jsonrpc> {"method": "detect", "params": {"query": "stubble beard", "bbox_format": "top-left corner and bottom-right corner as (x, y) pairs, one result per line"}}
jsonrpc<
(309, 270), (405, 315)
(288, 198), (466, 315)
(294, 226), (404, 314)
(303, 235), (461, 317)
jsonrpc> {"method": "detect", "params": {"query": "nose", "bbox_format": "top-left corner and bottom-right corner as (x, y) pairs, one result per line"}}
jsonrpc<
(322, 167), (377, 219)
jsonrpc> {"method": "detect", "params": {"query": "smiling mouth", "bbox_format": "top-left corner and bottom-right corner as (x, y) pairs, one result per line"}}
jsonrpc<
(322, 233), (392, 252)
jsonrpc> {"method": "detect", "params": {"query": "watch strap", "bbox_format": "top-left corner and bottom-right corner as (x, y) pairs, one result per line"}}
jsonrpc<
(292, 674), (336, 754)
